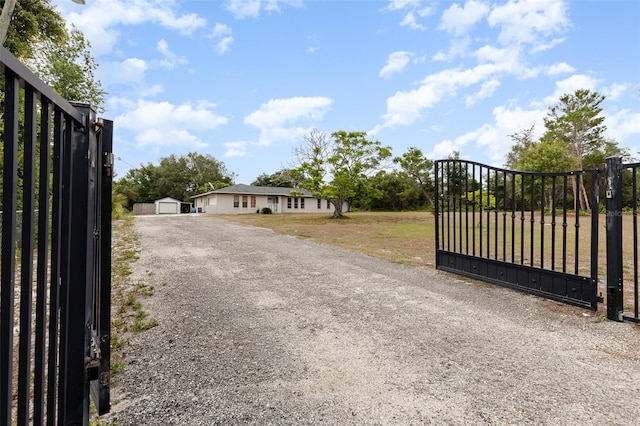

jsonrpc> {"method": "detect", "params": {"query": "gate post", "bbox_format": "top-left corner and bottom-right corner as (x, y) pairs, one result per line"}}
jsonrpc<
(605, 156), (623, 321)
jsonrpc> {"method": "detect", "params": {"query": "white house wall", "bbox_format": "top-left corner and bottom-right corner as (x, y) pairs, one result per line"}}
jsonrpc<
(192, 193), (346, 215)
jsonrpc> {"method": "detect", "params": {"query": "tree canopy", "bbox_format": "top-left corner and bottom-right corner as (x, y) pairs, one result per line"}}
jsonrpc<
(293, 129), (392, 218)
(505, 89), (629, 210)
(114, 152), (235, 209)
(1, 0), (66, 59)
(251, 169), (296, 188)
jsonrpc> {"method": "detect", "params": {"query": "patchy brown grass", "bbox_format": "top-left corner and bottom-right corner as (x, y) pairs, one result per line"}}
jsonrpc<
(219, 211), (437, 267)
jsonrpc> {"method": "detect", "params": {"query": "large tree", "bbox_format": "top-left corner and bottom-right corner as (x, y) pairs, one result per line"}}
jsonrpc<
(114, 152), (235, 209)
(542, 89), (607, 210)
(293, 129), (392, 218)
(27, 25), (106, 110)
(393, 146), (434, 205)
(251, 169), (296, 187)
(1, 0), (66, 59)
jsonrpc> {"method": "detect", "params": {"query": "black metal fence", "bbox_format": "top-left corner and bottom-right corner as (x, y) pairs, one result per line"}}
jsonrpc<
(435, 158), (640, 323)
(0, 46), (113, 425)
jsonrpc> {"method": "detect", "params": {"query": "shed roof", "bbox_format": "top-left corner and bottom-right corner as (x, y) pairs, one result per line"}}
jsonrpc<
(155, 197), (182, 203)
(191, 184), (314, 198)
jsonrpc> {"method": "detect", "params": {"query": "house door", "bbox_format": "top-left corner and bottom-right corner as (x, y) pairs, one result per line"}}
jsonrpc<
(268, 196), (278, 212)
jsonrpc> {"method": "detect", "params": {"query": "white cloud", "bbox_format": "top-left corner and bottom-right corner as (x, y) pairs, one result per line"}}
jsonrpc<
(543, 74), (599, 104)
(217, 37), (234, 54)
(488, 0), (570, 48)
(224, 142), (251, 158)
(245, 97), (333, 128)
(400, 12), (426, 30)
(465, 79), (500, 107)
(156, 39), (187, 68)
(387, 0), (432, 30)
(210, 23), (234, 54)
(101, 58), (148, 85)
(386, 0), (422, 11)
(603, 83), (628, 102)
(546, 62), (575, 75)
(379, 51), (414, 78)
(429, 103), (546, 164)
(64, 0), (207, 56)
(225, 0), (303, 19)
(115, 100), (228, 149)
(439, 0), (490, 36)
(381, 63), (511, 127)
(606, 109), (640, 142)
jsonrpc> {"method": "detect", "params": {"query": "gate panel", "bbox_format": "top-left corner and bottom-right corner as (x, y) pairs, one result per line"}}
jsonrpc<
(0, 45), (112, 424)
(606, 157), (640, 323)
(434, 160), (600, 310)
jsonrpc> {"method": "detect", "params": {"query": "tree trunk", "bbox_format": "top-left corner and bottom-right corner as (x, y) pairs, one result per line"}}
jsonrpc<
(0, 0), (18, 45)
(579, 174), (590, 211)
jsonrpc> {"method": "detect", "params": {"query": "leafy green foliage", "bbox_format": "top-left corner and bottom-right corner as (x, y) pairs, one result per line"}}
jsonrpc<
(463, 189), (496, 210)
(251, 169), (296, 187)
(393, 146), (434, 205)
(28, 25), (106, 111)
(114, 152), (235, 208)
(2, 0), (66, 59)
(294, 129), (392, 218)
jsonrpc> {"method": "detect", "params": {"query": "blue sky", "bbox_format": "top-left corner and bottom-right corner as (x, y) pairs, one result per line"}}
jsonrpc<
(52, 0), (640, 185)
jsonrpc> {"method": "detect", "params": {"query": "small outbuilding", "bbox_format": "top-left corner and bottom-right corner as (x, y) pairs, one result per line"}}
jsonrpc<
(154, 197), (182, 214)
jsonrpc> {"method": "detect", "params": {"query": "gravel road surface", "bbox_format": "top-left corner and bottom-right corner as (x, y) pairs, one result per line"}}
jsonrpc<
(111, 214), (640, 425)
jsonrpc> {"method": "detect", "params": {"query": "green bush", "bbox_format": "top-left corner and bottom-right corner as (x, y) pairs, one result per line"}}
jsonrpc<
(260, 207), (273, 214)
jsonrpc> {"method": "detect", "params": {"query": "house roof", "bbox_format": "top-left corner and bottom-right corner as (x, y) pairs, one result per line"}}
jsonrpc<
(191, 184), (314, 199)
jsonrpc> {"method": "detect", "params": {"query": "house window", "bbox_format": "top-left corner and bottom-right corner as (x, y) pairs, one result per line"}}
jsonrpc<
(242, 195), (248, 208)
(317, 199), (321, 209)
(294, 198), (298, 209)
(327, 200), (331, 209)
(251, 196), (256, 208)
(234, 195), (239, 208)
(300, 198), (305, 209)
(287, 197), (292, 209)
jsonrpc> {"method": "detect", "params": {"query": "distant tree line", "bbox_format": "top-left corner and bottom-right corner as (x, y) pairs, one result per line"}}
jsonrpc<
(115, 89), (631, 216)
(114, 152), (235, 210)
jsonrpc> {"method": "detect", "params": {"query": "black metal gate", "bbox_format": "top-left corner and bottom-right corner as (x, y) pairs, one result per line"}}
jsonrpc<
(0, 46), (112, 425)
(434, 160), (601, 311)
(605, 157), (639, 323)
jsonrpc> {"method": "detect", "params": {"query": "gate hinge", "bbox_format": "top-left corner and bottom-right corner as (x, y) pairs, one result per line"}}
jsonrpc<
(104, 152), (114, 177)
(87, 336), (102, 381)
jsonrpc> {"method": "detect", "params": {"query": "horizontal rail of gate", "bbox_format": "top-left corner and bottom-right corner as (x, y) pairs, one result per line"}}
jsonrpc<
(434, 160), (601, 310)
(0, 45), (112, 425)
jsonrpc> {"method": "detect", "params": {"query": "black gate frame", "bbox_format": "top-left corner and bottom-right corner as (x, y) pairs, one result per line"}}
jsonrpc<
(434, 160), (601, 311)
(605, 156), (639, 323)
(0, 46), (112, 425)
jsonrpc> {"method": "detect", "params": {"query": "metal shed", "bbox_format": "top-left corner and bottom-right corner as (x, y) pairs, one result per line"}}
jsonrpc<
(155, 197), (181, 214)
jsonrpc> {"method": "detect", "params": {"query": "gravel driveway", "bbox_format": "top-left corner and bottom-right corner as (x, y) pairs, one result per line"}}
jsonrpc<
(111, 214), (640, 425)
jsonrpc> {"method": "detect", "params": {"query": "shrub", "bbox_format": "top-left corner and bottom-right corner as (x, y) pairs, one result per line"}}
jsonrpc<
(261, 207), (273, 214)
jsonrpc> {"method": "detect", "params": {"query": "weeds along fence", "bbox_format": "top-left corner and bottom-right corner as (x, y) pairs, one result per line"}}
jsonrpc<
(0, 45), (113, 425)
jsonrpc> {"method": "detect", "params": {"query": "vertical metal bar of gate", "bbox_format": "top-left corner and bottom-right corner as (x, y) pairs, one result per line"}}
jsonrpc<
(605, 157), (624, 321)
(0, 69), (20, 426)
(17, 84), (38, 425)
(92, 119), (114, 415)
(34, 99), (52, 425)
(59, 104), (96, 424)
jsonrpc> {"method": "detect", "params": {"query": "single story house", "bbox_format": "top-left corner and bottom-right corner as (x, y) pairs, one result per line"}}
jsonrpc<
(191, 184), (348, 215)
